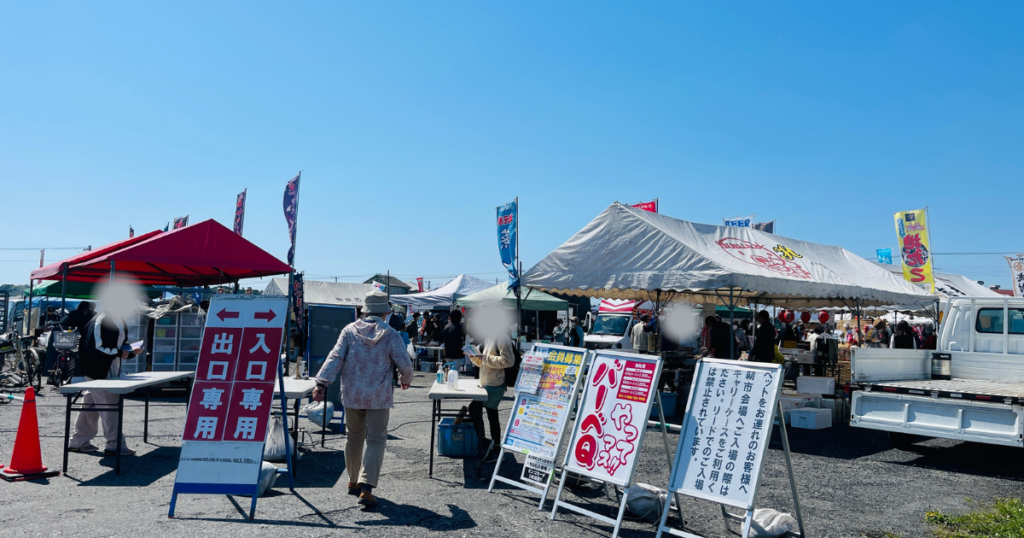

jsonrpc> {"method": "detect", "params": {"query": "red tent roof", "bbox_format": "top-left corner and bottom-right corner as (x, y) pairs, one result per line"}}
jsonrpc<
(32, 220), (291, 286)
(32, 230), (163, 281)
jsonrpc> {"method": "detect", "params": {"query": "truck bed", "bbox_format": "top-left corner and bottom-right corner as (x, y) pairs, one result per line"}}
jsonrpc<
(861, 378), (1024, 405)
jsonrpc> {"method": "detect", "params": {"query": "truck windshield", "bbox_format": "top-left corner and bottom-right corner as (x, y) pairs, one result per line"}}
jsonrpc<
(591, 315), (629, 336)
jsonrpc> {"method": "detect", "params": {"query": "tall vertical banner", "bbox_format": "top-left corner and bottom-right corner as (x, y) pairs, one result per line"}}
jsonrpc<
(1006, 254), (1024, 297)
(233, 189), (247, 236)
(497, 199), (519, 291)
(416, 277), (424, 292)
(171, 296), (288, 512)
(173, 216), (189, 229)
(894, 209), (935, 292)
(632, 200), (658, 213)
(723, 215), (754, 228)
(283, 174), (300, 267)
(876, 248), (893, 264)
(291, 273), (305, 336)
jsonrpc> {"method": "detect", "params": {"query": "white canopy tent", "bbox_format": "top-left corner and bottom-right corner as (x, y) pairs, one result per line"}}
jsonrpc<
(523, 203), (937, 310)
(264, 277), (374, 307)
(387, 274), (493, 310)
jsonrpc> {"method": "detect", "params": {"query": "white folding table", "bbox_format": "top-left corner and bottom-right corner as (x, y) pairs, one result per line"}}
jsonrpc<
(428, 378), (488, 479)
(273, 377), (333, 451)
(60, 371), (195, 475)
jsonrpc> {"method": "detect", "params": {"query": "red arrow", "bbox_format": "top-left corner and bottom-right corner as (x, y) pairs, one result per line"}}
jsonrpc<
(254, 309), (277, 322)
(216, 309), (240, 322)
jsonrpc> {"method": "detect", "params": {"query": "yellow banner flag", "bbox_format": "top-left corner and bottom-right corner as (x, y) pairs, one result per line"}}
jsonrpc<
(894, 209), (935, 292)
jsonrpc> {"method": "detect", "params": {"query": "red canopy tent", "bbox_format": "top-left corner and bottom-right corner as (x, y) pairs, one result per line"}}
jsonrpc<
(31, 219), (292, 287)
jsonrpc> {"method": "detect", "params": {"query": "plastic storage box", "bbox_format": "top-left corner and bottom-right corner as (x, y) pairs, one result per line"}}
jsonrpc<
(797, 376), (836, 395)
(436, 418), (478, 457)
(650, 392), (678, 419)
(789, 408), (832, 430)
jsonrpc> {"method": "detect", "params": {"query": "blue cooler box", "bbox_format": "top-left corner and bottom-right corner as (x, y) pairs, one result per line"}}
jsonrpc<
(436, 418), (478, 457)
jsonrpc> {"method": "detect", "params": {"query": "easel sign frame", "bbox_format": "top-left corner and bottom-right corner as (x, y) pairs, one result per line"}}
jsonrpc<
(550, 350), (666, 538)
(168, 295), (295, 520)
(488, 344), (590, 509)
(656, 358), (805, 538)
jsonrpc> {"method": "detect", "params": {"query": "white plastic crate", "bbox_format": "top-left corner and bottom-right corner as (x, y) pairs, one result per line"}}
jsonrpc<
(789, 408), (832, 430)
(797, 376), (835, 395)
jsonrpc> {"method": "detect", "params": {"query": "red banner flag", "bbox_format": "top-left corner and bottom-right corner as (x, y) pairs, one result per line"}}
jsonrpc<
(632, 200), (658, 213)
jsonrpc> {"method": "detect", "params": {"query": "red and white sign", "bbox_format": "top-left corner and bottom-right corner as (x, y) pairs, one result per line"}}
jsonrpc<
(174, 296), (288, 493)
(632, 200), (658, 213)
(598, 299), (636, 313)
(564, 351), (661, 486)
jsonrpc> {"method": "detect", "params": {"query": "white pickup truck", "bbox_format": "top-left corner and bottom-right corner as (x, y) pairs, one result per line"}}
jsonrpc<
(850, 297), (1024, 448)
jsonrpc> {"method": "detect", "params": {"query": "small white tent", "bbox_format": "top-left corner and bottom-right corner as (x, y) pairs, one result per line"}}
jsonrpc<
(264, 278), (374, 307)
(523, 203), (936, 309)
(388, 274), (493, 310)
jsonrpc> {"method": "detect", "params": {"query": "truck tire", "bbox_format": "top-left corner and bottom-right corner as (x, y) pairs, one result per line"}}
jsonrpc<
(888, 431), (916, 450)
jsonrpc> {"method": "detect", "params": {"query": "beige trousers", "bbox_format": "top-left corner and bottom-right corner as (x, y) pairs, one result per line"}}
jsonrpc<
(345, 408), (390, 488)
(70, 380), (124, 450)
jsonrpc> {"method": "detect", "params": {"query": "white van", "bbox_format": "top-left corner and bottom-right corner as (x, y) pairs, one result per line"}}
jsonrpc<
(584, 312), (636, 351)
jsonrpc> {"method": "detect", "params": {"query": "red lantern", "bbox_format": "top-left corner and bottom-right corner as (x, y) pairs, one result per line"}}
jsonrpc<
(780, 310), (794, 324)
(800, 311), (811, 323)
(777, 310), (787, 322)
(818, 310), (830, 324)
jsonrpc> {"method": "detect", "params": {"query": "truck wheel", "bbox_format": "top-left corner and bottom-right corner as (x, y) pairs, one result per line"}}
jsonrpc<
(888, 431), (916, 450)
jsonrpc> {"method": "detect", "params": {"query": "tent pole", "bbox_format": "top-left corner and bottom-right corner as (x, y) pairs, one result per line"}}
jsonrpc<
(728, 287), (735, 360)
(27, 279), (34, 335)
(61, 264), (68, 317)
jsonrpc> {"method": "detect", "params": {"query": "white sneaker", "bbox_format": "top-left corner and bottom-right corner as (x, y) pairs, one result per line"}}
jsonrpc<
(103, 446), (136, 456)
(69, 442), (99, 453)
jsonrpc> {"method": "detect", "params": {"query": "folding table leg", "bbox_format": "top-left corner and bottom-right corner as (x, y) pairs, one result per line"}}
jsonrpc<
(144, 390), (150, 444)
(63, 395), (72, 473)
(115, 396), (124, 475)
(429, 400), (437, 477)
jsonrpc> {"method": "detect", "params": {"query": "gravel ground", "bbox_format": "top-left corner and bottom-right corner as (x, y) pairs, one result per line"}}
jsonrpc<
(2, 372), (1023, 538)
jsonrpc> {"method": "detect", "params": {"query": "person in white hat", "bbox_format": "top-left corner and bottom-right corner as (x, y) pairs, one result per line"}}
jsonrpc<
(313, 290), (413, 506)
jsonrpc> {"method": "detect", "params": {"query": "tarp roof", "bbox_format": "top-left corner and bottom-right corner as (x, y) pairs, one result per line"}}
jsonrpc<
(25, 280), (163, 299)
(31, 220), (291, 286)
(264, 277), (373, 307)
(522, 202), (937, 309)
(389, 274), (493, 309)
(456, 283), (568, 311)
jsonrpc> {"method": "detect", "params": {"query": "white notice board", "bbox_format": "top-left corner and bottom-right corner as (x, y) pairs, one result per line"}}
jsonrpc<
(563, 350), (662, 487)
(668, 358), (783, 510)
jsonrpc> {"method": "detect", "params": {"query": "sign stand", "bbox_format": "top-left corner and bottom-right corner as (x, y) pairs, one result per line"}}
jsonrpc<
(487, 345), (590, 510)
(655, 359), (805, 538)
(168, 296), (293, 520)
(548, 351), (671, 538)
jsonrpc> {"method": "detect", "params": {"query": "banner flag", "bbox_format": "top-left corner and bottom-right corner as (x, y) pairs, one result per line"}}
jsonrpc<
(632, 200), (658, 213)
(1006, 254), (1024, 297)
(173, 216), (189, 229)
(129, 226), (134, 239)
(497, 199), (519, 291)
(416, 277), (424, 292)
(292, 273), (305, 334)
(372, 281), (386, 292)
(753, 220), (775, 234)
(723, 215), (754, 227)
(283, 174), (300, 266)
(894, 209), (935, 292)
(234, 189), (247, 236)
(876, 248), (893, 264)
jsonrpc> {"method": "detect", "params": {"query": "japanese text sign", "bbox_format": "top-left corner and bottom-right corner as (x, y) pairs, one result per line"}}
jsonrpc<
(563, 351), (662, 487)
(669, 359), (783, 509)
(1005, 254), (1024, 297)
(894, 209), (935, 293)
(496, 199), (519, 290)
(503, 344), (588, 462)
(174, 296), (288, 493)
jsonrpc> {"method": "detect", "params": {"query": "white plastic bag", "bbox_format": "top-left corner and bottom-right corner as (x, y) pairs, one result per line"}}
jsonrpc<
(257, 462), (279, 496)
(305, 400), (334, 428)
(625, 483), (669, 520)
(747, 508), (797, 538)
(262, 416), (293, 462)
(408, 342), (417, 360)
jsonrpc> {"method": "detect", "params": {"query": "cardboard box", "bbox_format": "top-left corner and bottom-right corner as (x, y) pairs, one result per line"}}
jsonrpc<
(790, 408), (832, 430)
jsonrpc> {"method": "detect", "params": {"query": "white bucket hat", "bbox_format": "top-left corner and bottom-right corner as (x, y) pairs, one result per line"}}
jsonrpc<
(362, 290), (392, 315)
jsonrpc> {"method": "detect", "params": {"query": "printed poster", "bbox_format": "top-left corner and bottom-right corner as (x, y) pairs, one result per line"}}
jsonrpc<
(669, 359), (782, 509)
(503, 345), (587, 461)
(1005, 254), (1024, 297)
(894, 209), (935, 292)
(563, 352), (661, 487)
(521, 454), (554, 487)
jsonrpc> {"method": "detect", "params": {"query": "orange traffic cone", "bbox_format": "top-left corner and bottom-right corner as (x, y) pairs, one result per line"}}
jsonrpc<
(1, 387), (60, 481)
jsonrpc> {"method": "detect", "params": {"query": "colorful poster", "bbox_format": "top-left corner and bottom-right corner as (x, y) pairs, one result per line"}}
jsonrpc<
(1007, 254), (1024, 297)
(563, 351), (662, 487)
(876, 248), (893, 265)
(668, 359), (782, 509)
(502, 345), (587, 461)
(173, 296), (288, 495)
(894, 209), (935, 292)
(632, 200), (658, 213)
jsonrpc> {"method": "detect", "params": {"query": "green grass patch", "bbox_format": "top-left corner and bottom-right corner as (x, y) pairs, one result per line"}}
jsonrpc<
(926, 498), (1024, 537)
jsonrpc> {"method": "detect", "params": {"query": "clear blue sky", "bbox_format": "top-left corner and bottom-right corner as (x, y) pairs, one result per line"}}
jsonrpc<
(1, 2), (1021, 290)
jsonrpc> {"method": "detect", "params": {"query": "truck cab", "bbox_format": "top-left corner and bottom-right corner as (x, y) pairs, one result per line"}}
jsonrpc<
(850, 297), (1024, 448)
(584, 313), (635, 351)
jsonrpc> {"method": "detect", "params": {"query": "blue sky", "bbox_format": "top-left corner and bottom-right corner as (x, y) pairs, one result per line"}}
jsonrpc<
(1, 2), (1021, 290)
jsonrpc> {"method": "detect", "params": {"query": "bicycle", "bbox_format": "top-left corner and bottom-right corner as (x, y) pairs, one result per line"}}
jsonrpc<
(0, 330), (40, 390)
(50, 329), (79, 389)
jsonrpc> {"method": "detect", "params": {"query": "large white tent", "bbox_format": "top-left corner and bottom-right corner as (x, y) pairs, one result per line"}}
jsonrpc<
(388, 274), (493, 310)
(522, 202), (936, 309)
(264, 277), (374, 307)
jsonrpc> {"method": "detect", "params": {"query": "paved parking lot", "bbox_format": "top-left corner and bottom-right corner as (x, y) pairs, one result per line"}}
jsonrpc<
(2, 372), (1023, 537)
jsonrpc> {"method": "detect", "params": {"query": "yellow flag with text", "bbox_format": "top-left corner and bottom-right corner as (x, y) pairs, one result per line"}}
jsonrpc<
(894, 209), (935, 292)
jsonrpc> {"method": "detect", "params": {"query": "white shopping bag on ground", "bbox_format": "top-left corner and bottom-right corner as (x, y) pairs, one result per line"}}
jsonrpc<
(748, 508), (797, 538)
